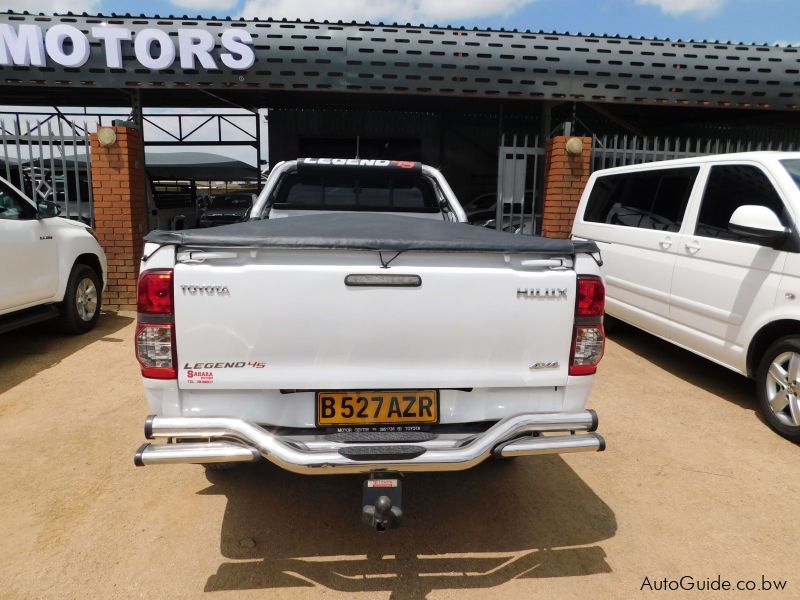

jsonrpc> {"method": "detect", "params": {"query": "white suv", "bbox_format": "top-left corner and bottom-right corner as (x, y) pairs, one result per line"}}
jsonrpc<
(572, 152), (800, 441)
(0, 176), (107, 334)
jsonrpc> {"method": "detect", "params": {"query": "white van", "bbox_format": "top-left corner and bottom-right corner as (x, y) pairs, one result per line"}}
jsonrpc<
(572, 152), (800, 442)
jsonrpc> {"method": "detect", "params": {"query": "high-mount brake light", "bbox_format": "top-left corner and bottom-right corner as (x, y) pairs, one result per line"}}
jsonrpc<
(570, 275), (606, 376)
(136, 269), (176, 379)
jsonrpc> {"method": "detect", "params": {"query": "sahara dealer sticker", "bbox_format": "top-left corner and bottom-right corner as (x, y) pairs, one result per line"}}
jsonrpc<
(183, 361), (266, 384)
(185, 369), (214, 384)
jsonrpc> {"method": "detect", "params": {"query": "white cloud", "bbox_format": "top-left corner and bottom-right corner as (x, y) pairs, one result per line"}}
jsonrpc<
(240, 0), (535, 23)
(171, 0), (239, 10)
(3, 0), (100, 14)
(635, 0), (725, 17)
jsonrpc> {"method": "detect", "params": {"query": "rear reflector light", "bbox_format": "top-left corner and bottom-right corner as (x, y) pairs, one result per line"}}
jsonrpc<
(569, 325), (605, 376)
(137, 269), (173, 314)
(570, 275), (605, 376)
(576, 276), (605, 317)
(135, 322), (176, 379)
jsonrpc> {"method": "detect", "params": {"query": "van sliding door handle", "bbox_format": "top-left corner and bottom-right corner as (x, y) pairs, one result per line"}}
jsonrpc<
(685, 240), (702, 253)
(658, 237), (673, 249)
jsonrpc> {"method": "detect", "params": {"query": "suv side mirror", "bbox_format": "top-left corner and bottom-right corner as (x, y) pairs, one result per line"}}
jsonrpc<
(37, 200), (61, 218)
(728, 205), (789, 243)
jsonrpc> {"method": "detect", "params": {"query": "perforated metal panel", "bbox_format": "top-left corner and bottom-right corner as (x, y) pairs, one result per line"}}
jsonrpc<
(592, 134), (800, 172)
(2, 12), (799, 111)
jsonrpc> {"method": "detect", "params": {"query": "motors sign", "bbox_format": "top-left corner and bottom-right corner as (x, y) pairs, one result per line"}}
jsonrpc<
(0, 23), (255, 70)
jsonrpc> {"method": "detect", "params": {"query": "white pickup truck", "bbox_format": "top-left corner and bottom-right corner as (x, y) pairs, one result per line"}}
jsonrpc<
(133, 160), (606, 530)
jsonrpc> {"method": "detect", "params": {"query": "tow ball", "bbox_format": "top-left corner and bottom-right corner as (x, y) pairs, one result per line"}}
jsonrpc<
(362, 472), (403, 531)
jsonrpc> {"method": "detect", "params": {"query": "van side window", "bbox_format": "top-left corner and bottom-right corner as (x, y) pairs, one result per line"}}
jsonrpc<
(0, 182), (37, 220)
(695, 165), (787, 244)
(584, 167), (699, 232)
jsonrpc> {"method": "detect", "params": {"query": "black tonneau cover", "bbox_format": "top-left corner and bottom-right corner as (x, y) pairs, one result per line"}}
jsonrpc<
(145, 213), (599, 255)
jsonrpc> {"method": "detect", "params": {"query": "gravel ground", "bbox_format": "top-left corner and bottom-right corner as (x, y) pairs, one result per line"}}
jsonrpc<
(0, 313), (797, 599)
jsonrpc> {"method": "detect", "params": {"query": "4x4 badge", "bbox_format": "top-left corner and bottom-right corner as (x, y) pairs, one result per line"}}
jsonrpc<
(530, 361), (560, 369)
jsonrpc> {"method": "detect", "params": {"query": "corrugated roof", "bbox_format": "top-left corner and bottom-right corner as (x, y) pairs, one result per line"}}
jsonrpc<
(2, 11), (798, 111)
(1, 10), (790, 47)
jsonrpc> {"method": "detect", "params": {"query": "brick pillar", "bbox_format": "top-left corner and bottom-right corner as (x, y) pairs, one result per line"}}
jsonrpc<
(90, 125), (147, 311)
(541, 135), (592, 239)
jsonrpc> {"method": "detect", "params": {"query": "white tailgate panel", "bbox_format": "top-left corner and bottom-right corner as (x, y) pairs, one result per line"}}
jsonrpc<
(173, 250), (576, 390)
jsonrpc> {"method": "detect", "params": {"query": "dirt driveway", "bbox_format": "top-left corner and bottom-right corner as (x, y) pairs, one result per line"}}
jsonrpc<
(0, 315), (797, 599)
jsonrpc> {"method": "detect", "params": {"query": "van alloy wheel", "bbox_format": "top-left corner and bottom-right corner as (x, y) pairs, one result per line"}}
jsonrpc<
(75, 277), (98, 322)
(765, 351), (800, 428)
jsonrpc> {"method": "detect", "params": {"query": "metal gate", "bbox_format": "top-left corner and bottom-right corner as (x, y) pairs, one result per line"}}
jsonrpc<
(1, 108), (264, 229)
(592, 134), (800, 172)
(496, 134), (545, 235)
(0, 116), (94, 225)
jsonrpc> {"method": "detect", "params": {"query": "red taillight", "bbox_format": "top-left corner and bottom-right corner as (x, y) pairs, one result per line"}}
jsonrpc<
(137, 269), (173, 314)
(570, 275), (605, 376)
(136, 269), (176, 379)
(576, 276), (605, 317)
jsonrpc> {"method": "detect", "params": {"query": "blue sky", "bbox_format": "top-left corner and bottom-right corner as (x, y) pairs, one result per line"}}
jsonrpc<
(8, 0), (800, 45)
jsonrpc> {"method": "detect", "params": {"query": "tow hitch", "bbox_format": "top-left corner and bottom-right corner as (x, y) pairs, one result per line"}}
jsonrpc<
(362, 473), (403, 531)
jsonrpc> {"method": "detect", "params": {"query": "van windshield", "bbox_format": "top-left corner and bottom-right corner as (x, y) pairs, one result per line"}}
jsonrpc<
(780, 159), (800, 191)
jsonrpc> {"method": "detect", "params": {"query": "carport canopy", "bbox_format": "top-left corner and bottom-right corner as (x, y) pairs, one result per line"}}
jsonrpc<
(1, 151), (257, 180)
(146, 152), (257, 180)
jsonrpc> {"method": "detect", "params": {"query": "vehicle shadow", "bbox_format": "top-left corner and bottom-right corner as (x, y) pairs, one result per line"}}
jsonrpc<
(200, 456), (616, 598)
(607, 322), (757, 415)
(0, 311), (133, 395)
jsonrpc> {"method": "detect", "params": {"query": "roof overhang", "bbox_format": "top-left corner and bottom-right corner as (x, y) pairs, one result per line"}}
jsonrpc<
(1, 12), (798, 112)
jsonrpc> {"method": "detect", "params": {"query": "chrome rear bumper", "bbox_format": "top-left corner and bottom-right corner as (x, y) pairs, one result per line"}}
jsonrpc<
(134, 411), (604, 475)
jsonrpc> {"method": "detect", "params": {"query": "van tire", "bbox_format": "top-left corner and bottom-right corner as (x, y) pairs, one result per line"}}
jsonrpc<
(756, 336), (800, 443)
(56, 264), (102, 334)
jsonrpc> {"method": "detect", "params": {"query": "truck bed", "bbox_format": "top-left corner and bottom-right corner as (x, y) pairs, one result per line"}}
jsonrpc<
(145, 212), (598, 255)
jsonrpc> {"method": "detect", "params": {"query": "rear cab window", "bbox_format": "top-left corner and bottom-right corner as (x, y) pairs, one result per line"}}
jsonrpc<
(694, 164), (791, 245)
(265, 158), (452, 219)
(584, 167), (699, 232)
(269, 170), (441, 214)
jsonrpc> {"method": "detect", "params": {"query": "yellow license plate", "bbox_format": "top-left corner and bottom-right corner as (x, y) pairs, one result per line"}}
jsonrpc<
(316, 390), (439, 426)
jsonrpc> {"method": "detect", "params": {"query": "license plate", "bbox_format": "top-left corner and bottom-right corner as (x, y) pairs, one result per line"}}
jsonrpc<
(316, 390), (438, 426)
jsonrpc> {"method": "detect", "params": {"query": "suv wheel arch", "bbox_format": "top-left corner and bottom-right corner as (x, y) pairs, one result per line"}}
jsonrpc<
(73, 253), (104, 290)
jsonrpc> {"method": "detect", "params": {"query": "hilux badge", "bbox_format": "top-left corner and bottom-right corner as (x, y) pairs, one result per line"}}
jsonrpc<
(517, 288), (567, 298)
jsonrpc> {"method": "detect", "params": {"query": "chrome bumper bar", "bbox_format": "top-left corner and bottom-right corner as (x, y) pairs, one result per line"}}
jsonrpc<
(134, 411), (604, 475)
